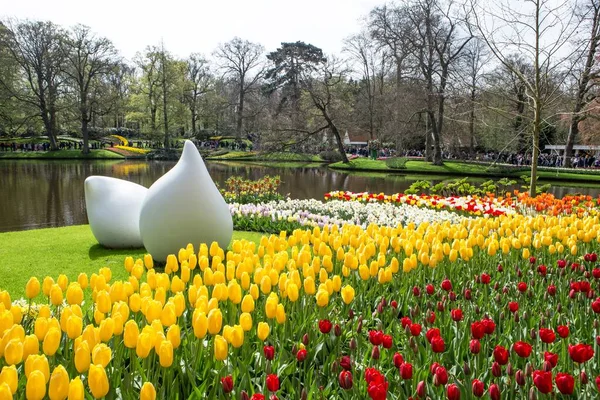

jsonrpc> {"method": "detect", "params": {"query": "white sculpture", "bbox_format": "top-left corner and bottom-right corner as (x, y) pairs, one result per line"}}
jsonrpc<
(139, 140), (233, 261)
(84, 176), (148, 248)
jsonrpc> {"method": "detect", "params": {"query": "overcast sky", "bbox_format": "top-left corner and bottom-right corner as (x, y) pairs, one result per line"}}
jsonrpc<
(2, 0), (385, 60)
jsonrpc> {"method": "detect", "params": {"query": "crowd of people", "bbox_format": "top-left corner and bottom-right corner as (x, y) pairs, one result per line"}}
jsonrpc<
(0, 140), (110, 152)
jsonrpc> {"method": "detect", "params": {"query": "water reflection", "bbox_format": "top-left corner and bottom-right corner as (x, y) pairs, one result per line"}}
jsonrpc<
(1, 159), (599, 233)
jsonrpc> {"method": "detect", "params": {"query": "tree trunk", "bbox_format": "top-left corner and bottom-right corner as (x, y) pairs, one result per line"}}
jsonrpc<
(237, 86), (244, 141)
(162, 86), (169, 149)
(530, 103), (541, 196)
(81, 96), (90, 155)
(469, 86), (476, 158)
(395, 59), (402, 144)
(563, 114), (580, 168)
(330, 123), (350, 164)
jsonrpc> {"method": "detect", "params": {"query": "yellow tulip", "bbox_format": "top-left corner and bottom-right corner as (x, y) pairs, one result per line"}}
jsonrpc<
(92, 343), (112, 368)
(123, 320), (139, 349)
(26, 370), (46, 400)
(68, 377), (84, 400)
(42, 277), (54, 297)
(265, 297), (277, 319)
(0, 382), (12, 399)
(286, 283), (299, 302)
(193, 311), (208, 339)
(22, 335), (39, 360)
(160, 303), (177, 327)
(3, 339), (23, 365)
(214, 335), (228, 361)
(207, 308), (222, 335)
(129, 293), (141, 313)
(77, 273), (88, 290)
(257, 322), (270, 341)
(0, 365), (17, 394)
(95, 290), (111, 314)
(43, 328), (61, 356)
(231, 325), (244, 348)
(172, 293), (185, 317)
(26, 277), (41, 299)
(48, 365), (69, 400)
(49, 284), (63, 306)
(304, 277), (316, 295)
(74, 341), (90, 373)
(136, 333), (153, 359)
(241, 295), (254, 313)
(66, 283), (83, 306)
(341, 285), (355, 304)
(88, 364), (109, 399)
(140, 382), (156, 400)
(166, 325), (181, 349)
(159, 340), (173, 367)
(240, 312), (252, 332)
(82, 325), (99, 350)
(25, 354), (50, 383)
(124, 256), (134, 272)
(275, 304), (286, 324)
(66, 315), (83, 340)
(316, 289), (329, 307)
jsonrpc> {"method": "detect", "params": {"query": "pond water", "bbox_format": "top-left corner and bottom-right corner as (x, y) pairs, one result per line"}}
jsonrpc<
(1, 159), (599, 233)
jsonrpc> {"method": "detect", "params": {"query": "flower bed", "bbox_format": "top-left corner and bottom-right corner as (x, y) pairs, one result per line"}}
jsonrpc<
(114, 145), (151, 155)
(1, 207), (600, 398)
(325, 191), (515, 216)
(230, 199), (469, 232)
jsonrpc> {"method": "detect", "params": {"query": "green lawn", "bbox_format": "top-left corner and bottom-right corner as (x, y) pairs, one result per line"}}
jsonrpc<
(0, 225), (263, 299)
(0, 149), (124, 159)
(329, 158), (600, 183)
(206, 151), (323, 162)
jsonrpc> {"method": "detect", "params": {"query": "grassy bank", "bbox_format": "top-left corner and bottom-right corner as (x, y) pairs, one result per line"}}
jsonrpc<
(329, 158), (600, 183)
(0, 149), (124, 159)
(206, 151), (324, 163)
(0, 225), (263, 298)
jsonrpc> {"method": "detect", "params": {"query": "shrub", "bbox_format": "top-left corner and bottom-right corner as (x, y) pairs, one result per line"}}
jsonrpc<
(385, 157), (408, 169)
(319, 150), (343, 162)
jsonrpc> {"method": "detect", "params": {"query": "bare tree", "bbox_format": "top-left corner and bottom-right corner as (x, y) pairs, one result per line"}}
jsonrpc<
(0, 20), (66, 150)
(301, 57), (351, 163)
(563, 0), (600, 167)
(473, 0), (582, 195)
(214, 37), (264, 140)
(184, 53), (211, 137)
(63, 24), (118, 153)
(133, 47), (161, 138)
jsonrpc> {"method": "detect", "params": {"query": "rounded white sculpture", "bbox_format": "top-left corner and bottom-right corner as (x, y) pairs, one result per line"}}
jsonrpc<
(139, 140), (233, 261)
(84, 176), (148, 248)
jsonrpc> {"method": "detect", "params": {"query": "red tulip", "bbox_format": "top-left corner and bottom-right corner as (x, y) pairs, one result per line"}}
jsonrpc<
(492, 361), (502, 377)
(593, 268), (600, 279)
(441, 279), (452, 291)
(480, 273), (491, 284)
(400, 362), (413, 379)
(251, 394), (264, 400)
(413, 286), (420, 297)
(340, 355), (352, 371)
(569, 343), (594, 363)
(529, 256), (536, 264)
(508, 302), (519, 313)
(513, 341), (533, 358)
(517, 282), (527, 292)
(537, 265), (547, 276)
(221, 376), (233, 394)
(547, 285), (556, 296)
(390, 300), (398, 308)
(482, 318), (495, 334)
(446, 383), (460, 400)
(472, 379), (484, 397)
(339, 371), (353, 390)
(592, 298), (600, 313)
(488, 383), (500, 400)
(516, 370), (526, 386)
(431, 336), (445, 353)
(493, 345), (509, 365)
(433, 366), (448, 386)
(369, 330), (383, 346)
(371, 345), (380, 360)
(401, 317), (412, 328)
(426, 284), (434, 295)
(555, 372), (575, 395)
(471, 322), (485, 339)
(595, 375), (600, 392)
(451, 309), (463, 322)
(416, 381), (426, 398)
(557, 259), (566, 268)
(393, 352), (404, 368)
(263, 345), (275, 360)
(544, 351), (558, 368)
(557, 325), (569, 338)
(539, 328), (556, 344)
(410, 323), (422, 336)
(296, 349), (307, 362)
(266, 374), (279, 392)
(430, 362), (442, 375)
(469, 339), (480, 354)
(426, 328), (440, 343)
(533, 370), (553, 394)
(319, 319), (332, 334)
(382, 334), (393, 349)
(427, 311), (436, 324)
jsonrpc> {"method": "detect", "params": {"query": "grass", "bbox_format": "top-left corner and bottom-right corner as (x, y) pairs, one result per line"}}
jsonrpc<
(0, 149), (124, 159)
(205, 151), (324, 162)
(0, 225), (263, 299)
(329, 158), (600, 183)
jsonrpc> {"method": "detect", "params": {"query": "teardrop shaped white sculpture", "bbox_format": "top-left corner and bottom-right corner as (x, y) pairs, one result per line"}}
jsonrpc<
(139, 140), (233, 261)
(84, 176), (147, 248)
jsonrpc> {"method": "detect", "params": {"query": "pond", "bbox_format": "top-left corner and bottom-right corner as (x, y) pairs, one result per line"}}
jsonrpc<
(1, 159), (599, 233)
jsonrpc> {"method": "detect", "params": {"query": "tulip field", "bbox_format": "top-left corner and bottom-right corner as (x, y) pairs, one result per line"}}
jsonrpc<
(3, 189), (600, 399)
